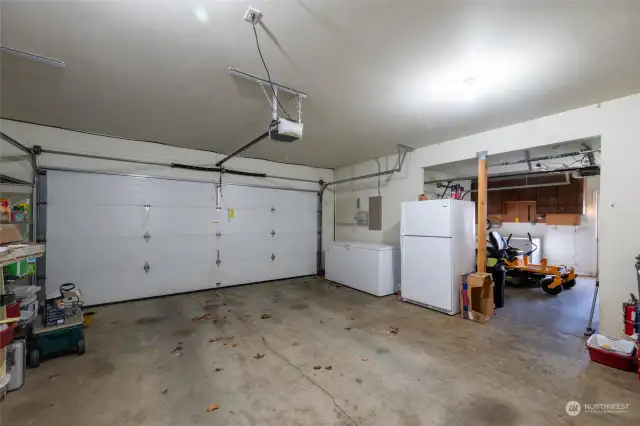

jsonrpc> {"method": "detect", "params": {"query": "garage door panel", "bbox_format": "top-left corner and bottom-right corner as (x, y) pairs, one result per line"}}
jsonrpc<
(48, 205), (145, 238)
(222, 186), (275, 207)
(273, 211), (316, 232)
(139, 262), (219, 295)
(272, 232), (317, 255)
(47, 268), (143, 305)
(220, 259), (272, 287)
(145, 179), (216, 207)
(218, 234), (271, 261)
(45, 171), (317, 305)
(224, 209), (272, 233)
(46, 237), (144, 272)
(48, 171), (149, 205)
(270, 253), (315, 280)
(144, 235), (217, 265)
(145, 207), (219, 236)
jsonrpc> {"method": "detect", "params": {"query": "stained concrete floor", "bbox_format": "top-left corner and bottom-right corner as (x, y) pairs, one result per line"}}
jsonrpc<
(3, 277), (639, 426)
(495, 277), (599, 336)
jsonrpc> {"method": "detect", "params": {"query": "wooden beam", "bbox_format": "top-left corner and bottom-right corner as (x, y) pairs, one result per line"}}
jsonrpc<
(477, 151), (488, 273)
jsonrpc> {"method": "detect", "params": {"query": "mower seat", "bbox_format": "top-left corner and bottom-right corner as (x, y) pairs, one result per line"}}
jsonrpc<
(488, 231), (523, 260)
(489, 231), (506, 252)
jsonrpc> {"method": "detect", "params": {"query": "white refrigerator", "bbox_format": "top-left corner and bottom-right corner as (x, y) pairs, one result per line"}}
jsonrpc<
(400, 199), (476, 315)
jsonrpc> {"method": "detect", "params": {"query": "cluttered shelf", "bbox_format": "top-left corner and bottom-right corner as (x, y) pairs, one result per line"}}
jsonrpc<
(0, 135), (40, 399)
(0, 245), (44, 268)
(0, 224), (45, 398)
(0, 245), (45, 398)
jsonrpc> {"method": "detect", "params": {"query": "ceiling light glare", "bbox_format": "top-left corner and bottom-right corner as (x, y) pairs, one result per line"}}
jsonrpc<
(193, 5), (209, 23)
(416, 48), (535, 104)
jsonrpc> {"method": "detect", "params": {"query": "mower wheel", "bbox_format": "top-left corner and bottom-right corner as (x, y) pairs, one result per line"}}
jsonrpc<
(562, 279), (577, 289)
(30, 349), (40, 368)
(541, 277), (562, 295)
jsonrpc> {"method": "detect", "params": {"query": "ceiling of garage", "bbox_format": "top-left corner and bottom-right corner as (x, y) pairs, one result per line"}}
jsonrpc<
(1, 1), (639, 169)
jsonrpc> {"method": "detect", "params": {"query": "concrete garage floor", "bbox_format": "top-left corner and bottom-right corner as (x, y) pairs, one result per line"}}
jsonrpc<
(495, 277), (599, 336)
(3, 277), (639, 426)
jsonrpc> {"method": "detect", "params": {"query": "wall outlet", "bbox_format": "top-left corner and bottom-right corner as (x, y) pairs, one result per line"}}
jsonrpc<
(244, 7), (262, 24)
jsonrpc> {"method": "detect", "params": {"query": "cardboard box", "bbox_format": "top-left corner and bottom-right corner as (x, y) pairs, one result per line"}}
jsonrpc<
(0, 225), (23, 245)
(545, 214), (581, 226)
(460, 273), (494, 323)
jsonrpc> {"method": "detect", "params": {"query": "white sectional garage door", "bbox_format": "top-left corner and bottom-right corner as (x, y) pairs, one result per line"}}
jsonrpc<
(44, 170), (317, 305)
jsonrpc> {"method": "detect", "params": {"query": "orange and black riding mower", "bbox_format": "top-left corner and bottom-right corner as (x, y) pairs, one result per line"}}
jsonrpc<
(487, 231), (577, 295)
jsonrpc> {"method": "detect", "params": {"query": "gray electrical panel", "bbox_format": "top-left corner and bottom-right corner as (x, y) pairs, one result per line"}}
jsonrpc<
(369, 196), (382, 230)
(355, 211), (369, 226)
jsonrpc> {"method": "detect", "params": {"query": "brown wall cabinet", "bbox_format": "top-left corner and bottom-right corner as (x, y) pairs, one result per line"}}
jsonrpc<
(502, 201), (536, 223)
(471, 176), (584, 221)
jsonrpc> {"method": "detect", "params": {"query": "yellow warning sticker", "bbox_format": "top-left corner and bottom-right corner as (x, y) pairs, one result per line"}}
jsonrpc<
(229, 208), (235, 219)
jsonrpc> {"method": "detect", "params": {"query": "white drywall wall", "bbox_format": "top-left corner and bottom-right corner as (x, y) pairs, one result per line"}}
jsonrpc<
(335, 93), (640, 337)
(0, 119), (334, 263)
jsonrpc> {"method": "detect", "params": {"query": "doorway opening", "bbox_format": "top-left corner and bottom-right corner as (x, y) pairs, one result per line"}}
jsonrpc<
(423, 137), (601, 335)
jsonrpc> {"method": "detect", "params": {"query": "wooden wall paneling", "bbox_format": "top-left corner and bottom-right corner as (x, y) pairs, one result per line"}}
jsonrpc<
(487, 190), (502, 215)
(536, 186), (557, 214)
(557, 179), (584, 214)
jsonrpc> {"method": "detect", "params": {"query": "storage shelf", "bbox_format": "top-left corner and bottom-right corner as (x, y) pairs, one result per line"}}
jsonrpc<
(0, 222), (33, 225)
(0, 247), (45, 268)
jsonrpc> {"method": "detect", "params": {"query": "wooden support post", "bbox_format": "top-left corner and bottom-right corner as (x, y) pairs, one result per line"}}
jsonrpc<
(476, 151), (488, 273)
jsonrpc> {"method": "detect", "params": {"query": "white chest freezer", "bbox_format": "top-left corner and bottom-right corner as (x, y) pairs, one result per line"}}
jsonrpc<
(325, 241), (400, 296)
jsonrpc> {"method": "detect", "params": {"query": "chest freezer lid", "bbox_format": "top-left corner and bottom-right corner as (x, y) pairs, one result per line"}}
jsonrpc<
(327, 241), (399, 251)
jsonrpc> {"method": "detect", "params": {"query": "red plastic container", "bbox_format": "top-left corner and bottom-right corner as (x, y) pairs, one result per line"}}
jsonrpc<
(6, 301), (20, 319)
(635, 341), (640, 380)
(586, 335), (636, 372)
(0, 322), (17, 349)
(0, 302), (20, 349)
